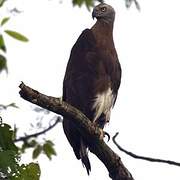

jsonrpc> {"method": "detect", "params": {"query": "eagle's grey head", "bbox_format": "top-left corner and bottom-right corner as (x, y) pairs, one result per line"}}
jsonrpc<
(92, 3), (115, 23)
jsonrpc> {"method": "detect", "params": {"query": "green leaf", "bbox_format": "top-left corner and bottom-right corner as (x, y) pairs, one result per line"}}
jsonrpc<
(1, 17), (10, 26)
(85, 0), (94, 10)
(0, 120), (41, 179)
(20, 139), (38, 154)
(0, 123), (18, 151)
(43, 140), (56, 160)
(4, 30), (29, 42)
(0, 121), (19, 177)
(73, 0), (84, 7)
(32, 145), (42, 159)
(28, 139), (37, 147)
(0, 54), (8, 73)
(17, 163), (41, 180)
(0, 0), (6, 7)
(45, 140), (54, 146)
(0, 150), (19, 176)
(20, 143), (27, 153)
(72, 0), (94, 10)
(0, 35), (6, 52)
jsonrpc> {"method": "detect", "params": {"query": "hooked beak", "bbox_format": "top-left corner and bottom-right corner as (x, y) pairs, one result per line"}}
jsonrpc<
(92, 9), (97, 19)
(92, 11), (95, 19)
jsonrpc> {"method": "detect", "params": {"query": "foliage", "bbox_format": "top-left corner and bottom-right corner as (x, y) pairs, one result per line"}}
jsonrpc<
(0, 54), (7, 73)
(73, 0), (95, 10)
(0, 0), (6, 7)
(42, 140), (56, 160)
(72, 0), (140, 10)
(0, 15), (29, 74)
(20, 138), (57, 160)
(0, 118), (41, 179)
(4, 30), (29, 42)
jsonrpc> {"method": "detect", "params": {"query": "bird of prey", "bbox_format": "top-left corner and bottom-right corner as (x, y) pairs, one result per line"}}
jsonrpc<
(63, 3), (121, 175)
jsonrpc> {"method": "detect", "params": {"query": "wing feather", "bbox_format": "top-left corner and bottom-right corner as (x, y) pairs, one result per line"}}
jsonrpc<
(62, 28), (121, 173)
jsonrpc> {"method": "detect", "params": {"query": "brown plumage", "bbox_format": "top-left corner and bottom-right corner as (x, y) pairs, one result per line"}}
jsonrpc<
(62, 3), (121, 175)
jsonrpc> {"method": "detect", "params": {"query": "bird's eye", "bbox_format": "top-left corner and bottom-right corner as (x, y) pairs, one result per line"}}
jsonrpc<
(101, 7), (106, 12)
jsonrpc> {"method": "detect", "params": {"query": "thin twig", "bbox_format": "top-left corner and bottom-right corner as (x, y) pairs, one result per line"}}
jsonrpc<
(14, 117), (61, 143)
(112, 132), (180, 167)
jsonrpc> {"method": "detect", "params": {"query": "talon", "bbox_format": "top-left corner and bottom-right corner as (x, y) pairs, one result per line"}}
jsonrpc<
(104, 131), (110, 142)
(99, 129), (111, 142)
(92, 122), (111, 141)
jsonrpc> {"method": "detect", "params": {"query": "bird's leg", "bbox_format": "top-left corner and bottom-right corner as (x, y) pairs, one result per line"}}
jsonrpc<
(93, 114), (111, 141)
(92, 121), (110, 141)
(98, 128), (110, 141)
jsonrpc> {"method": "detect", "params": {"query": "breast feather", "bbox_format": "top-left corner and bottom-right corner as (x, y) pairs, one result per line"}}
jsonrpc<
(92, 87), (115, 123)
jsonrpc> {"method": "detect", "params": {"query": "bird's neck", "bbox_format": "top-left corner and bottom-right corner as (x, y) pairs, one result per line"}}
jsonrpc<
(91, 20), (114, 49)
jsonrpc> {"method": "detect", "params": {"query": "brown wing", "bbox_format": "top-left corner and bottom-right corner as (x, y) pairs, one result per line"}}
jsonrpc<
(63, 29), (98, 120)
(63, 29), (97, 174)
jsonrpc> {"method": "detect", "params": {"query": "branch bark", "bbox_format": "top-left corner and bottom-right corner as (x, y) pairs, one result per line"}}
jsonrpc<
(19, 82), (134, 180)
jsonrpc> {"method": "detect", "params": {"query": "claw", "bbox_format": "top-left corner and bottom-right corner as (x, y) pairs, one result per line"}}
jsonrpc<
(92, 122), (111, 142)
(104, 131), (110, 142)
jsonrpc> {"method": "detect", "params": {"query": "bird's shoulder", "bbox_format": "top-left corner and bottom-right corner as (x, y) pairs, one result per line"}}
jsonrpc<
(71, 29), (96, 52)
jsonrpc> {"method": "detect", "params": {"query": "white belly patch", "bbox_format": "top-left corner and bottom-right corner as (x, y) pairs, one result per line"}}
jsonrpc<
(92, 88), (115, 123)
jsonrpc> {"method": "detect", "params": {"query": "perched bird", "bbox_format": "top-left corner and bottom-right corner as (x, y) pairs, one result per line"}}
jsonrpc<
(62, 3), (121, 175)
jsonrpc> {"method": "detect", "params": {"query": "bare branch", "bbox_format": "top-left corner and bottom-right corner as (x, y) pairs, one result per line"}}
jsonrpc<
(112, 132), (180, 167)
(14, 117), (62, 143)
(19, 82), (134, 180)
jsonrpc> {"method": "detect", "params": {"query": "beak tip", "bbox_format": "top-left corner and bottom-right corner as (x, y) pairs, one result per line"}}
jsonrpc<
(92, 10), (96, 20)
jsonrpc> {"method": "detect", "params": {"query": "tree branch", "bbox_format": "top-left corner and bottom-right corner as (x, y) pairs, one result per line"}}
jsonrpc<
(19, 82), (134, 180)
(14, 117), (62, 143)
(112, 132), (180, 167)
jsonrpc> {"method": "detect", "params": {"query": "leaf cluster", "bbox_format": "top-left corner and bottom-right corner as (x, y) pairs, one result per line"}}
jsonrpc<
(72, 0), (140, 10)
(33, 140), (56, 160)
(0, 118), (41, 180)
(0, 0), (6, 7)
(20, 138), (57, 161)
(0, 15), (29, 74)
(72, 0), (104, 9)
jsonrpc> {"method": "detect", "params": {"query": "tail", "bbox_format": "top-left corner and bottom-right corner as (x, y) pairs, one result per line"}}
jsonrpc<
(80, 139), (91, 175)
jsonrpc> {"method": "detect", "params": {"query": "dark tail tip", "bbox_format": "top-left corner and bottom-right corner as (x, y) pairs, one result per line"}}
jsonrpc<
(80, 140), (91, 175)
(81, 155), (91, 175)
